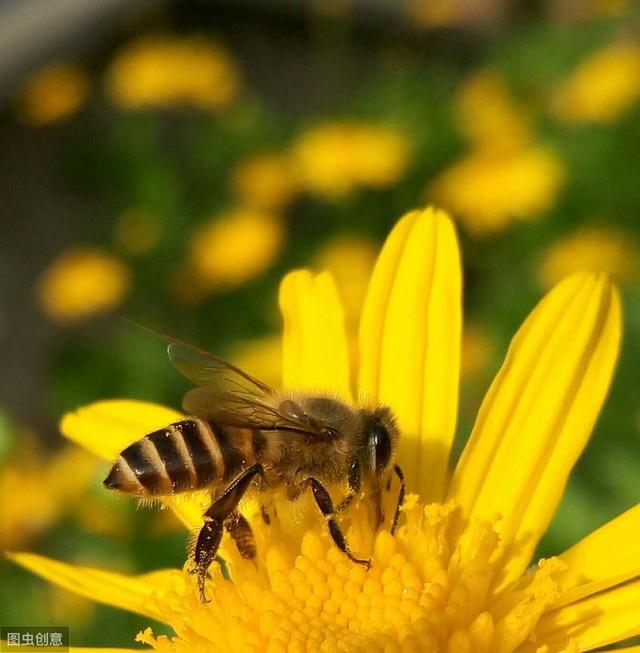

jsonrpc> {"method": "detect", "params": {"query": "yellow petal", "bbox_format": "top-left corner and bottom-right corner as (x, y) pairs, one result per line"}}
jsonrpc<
(163, 491), (210, 531)
(531, 578), (640, 652)
(60, 400), (183, 461)
(358, 207), (462, 502)
(8, 552), (178, 623)
(279, 269), (351, 398)
(554, 503), (640, 607)
(449, 273), (621, 588)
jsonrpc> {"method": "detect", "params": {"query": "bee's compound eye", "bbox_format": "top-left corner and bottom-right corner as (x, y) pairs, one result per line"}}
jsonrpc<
(279, 399), (306, 421)
(370, 422), (392, 475)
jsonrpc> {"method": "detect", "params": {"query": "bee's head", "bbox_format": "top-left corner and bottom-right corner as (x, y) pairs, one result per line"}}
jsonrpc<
(360, 405), (399, 481)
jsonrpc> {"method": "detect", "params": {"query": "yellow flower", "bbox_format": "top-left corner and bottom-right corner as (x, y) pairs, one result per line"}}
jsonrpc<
(185, 209), (284, 292)
(430, 67), (566, 237)
(0, 440), (97, 549)
(15, 62), (89, 126)
(106, 35), (240, 110)
(231, 152), (299, 211)
(538, 225), (640, 289)
(552, 41), (640, 124)
(12, 207), (640, 652)
(292, 122), (411, 199)
(429, 146), (565, 235)
(36, 247), (131, 323)
(454, 69), (531, 152)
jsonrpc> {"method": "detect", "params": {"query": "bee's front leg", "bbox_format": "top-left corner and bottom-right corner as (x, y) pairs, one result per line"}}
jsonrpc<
(390, 464), (405, 535)
(191, 463), (262, 603)
(305, 476), (371, 570)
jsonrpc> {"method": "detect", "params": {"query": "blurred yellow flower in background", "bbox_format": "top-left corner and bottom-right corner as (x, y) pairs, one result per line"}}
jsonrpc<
(455, 68), (531, 151)
(231, 152), (298, 211)
(114, 208), (162, 256)
(405, 0), (463, 28)
(431, 69), (565, 236)
(0, 440), (96, 550)
(461, 323), (495, 379)
(429, 145), (565, 235)
(539, 225), (640, 289)
(12, 207), (640, 653)
(552, 41), (640, 124)
(105, 35), (240, 110)
(15, 62), (90, 126)
(292, 122), (411, 199)
(231, 334), (283, 389)
(37, 247), (131, 323)
(186, 208), (284, 291)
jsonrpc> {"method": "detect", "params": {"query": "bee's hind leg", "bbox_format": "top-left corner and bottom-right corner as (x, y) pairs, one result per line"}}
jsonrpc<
(191, 463), (262, 603)
(191, 516), (223, 603)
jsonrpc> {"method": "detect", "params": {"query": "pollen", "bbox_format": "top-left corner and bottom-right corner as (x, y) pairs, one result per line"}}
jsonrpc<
(137, 497), (566, 653)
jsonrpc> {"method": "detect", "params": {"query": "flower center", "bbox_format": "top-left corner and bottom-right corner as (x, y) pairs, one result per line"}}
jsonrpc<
(137, 497), (564, 653)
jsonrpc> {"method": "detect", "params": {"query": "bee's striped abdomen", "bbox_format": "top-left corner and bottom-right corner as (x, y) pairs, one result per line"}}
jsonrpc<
(104, 418), (229, 496)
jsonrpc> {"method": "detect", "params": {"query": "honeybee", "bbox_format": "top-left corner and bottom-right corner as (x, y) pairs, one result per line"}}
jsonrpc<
(104, 334), (405, 602)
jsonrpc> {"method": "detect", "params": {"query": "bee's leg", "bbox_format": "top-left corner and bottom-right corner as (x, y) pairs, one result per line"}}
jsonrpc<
(225, 511), (256, 560)
(191, 517), (223, 604)
(307, 477), (371, 570)
(335, 457), (361, 513)
(390, 464), (406, 535)
(192, 463), (262, 603)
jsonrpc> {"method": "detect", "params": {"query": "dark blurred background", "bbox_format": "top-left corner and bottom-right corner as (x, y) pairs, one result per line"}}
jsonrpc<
(1, 0), (639, 646)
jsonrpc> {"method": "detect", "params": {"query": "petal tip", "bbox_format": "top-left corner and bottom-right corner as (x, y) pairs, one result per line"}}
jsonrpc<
(6, 551), (38, 571)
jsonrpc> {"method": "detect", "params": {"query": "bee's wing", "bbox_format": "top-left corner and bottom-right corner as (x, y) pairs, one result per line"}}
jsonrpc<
(127, 321), (275, 397)
(182, 387), (317, 435)
(167, 338), (274, 397)
(167, 337), (323, 436)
